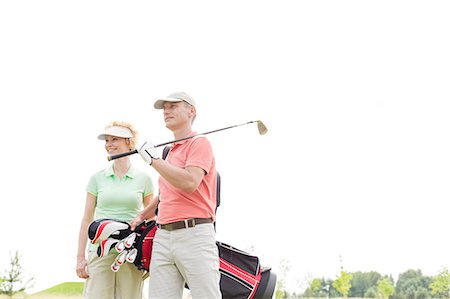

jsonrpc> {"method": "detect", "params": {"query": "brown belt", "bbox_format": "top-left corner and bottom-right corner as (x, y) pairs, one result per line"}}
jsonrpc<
(157, 218), (212, 231)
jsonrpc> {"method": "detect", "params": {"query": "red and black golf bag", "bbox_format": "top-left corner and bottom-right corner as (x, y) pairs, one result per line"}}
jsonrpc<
(131, 220), (157, 272)
(164, 145), (277, 299)
(127, 224), (277, 299)
(217, 241), (277, 299)
(88, 218), (157, 273)
(88, 219), (276, 299)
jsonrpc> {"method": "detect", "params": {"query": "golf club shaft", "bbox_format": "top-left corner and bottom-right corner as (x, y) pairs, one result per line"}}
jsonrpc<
(107, 121), (263, 161)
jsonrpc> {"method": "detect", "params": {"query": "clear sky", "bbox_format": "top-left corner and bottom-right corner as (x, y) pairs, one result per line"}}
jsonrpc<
(1, 0), (449, 294)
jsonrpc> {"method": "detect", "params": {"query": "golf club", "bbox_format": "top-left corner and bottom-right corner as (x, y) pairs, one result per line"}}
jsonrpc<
(126, 248), (138, 263)
(111, 261), (120, 272)
(124, 232), (136, 248)
(107, 120), (268, 161)
(115, 241), (126, 253)
(115, 250), (128, 266)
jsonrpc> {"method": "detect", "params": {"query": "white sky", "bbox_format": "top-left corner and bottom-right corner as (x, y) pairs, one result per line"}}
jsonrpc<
(1, 0), (449, 294)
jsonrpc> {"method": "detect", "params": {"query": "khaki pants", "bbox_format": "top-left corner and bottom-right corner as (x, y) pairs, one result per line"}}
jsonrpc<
(148, 223), (221, 299)
(84, 250), (144, 299)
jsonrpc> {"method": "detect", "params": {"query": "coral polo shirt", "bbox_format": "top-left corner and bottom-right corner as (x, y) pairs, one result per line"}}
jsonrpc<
(157, 133), (217, 224)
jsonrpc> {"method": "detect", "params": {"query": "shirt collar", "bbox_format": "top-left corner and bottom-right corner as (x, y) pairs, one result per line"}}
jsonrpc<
(173, 132), (198, 147)
(105, 164), (136, 178)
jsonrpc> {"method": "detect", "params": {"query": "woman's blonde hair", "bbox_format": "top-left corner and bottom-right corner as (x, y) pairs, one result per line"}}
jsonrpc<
(105, 121), (139, 150)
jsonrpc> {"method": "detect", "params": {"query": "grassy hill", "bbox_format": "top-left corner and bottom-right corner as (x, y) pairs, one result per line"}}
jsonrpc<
(29, 282), (83, 298)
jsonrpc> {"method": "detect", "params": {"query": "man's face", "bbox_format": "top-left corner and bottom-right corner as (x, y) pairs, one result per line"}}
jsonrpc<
(162, 101), (195, 130)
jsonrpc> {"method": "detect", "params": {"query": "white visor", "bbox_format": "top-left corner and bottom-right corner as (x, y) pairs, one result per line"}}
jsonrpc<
(98, 126), (133, 140)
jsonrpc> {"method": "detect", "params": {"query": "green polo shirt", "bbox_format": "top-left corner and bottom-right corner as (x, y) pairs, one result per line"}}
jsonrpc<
(86, 164), (154, 223)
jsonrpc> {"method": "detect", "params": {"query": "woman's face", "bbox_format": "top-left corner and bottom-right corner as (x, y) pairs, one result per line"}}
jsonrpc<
(104, 135), (130, 155)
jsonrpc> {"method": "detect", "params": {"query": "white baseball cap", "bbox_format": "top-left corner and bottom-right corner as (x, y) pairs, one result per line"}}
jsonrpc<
(98, 126), (134, 140)
(154, 91), (197, 109)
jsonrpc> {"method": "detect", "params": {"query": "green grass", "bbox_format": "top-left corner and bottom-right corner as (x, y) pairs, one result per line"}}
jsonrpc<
(0, 292), (27, 299)
(30, 282), (84, 298)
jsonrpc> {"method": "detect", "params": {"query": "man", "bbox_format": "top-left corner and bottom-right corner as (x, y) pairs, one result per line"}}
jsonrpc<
(131, 92), (221, 299)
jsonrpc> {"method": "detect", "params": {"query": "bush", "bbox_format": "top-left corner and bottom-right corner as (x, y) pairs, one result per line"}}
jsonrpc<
(364, 286), (378, 298)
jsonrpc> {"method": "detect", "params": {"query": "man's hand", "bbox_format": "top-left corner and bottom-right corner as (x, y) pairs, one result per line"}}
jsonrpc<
(138, 142), (160, 165)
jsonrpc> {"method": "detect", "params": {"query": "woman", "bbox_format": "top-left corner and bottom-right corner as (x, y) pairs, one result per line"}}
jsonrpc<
(76, 121), (154, 299)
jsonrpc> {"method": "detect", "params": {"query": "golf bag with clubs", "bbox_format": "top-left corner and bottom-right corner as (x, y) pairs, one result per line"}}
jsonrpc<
(163, 145), (277, 299)
(88, 218), (157, 273)
(88, 218), (276, 299)
(86, 145), (277, 299)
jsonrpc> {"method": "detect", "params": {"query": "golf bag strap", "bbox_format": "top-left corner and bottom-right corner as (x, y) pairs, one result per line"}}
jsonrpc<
(216, 172), (221, 210)
(162, 146), (171, 160)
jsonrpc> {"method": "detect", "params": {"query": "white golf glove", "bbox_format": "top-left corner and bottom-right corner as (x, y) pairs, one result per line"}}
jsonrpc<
(138, 142), (160, 165)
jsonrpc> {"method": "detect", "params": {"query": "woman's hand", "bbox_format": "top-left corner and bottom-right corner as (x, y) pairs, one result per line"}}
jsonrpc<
(76, 257), (89, 279)
(130, 214), (145, 231)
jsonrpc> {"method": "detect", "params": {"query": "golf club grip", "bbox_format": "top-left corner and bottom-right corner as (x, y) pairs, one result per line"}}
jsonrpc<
(108, 149), (138, 161)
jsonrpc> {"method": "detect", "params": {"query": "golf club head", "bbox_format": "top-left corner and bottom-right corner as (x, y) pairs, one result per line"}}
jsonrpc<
(115, 250), (128, 266)
(111, 262), (120, 272)
(115, 241), (126, 253)
(256, 120), (268, 135)
(124, 232), (136, 248)
(126, 248), (138, 263)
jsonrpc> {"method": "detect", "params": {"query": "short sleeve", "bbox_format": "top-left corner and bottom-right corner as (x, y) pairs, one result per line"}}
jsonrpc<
(86, 174), (98, 196)
(185, 137), (213, 174)
(143, 175), (154, 197)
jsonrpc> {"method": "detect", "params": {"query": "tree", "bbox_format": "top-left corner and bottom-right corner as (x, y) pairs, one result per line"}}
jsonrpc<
(394, 269), (431, 299)
(301, 277), (339, 298)
(309, 278), (323, 296)
(275, 258), (291, 298)
(415, 287), (428, 299)
(333, 270), (353, 298)
(302, 278), (325, 298)
(324, 278), (340, 298)
(349, 271), (382, 297)
(0, 251), (34, 298)
(377, 277), (395, 299)
(430, 267), (450, 298)
(364, 286), (378, 298)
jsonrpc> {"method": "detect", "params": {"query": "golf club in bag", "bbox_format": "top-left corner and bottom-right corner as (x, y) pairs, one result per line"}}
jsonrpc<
(88, 218), (157, 274)
(88, 218), (276, 299)
(132, 220), (277, 299)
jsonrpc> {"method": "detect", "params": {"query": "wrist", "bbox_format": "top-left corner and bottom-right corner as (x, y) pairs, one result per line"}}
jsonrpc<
(77, 255), (86, 260)
(136, 211), (146, 222)
(138, 213), (145, 222)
